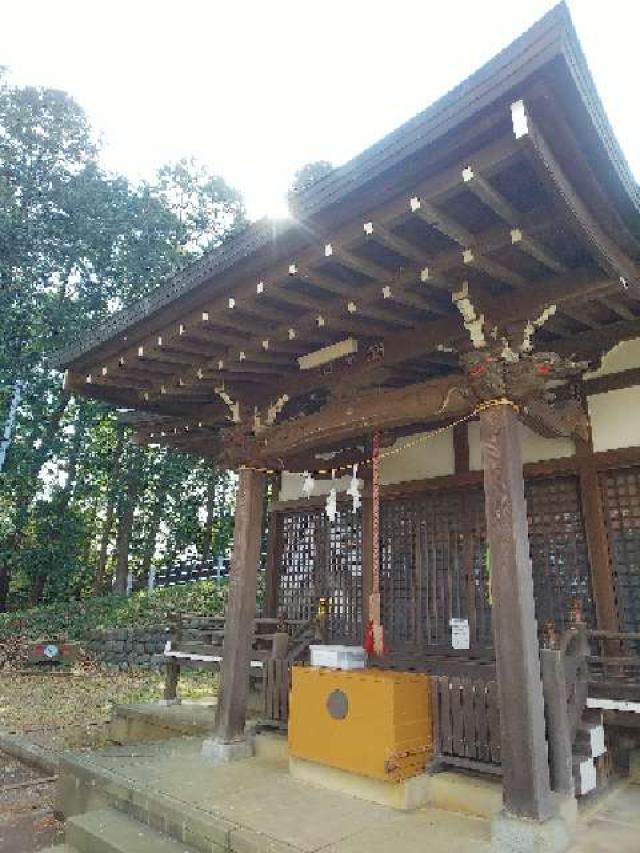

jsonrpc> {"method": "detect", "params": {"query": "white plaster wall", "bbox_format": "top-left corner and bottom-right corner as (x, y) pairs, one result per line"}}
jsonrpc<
(588, 386), (640, 453)
(278, 429), (454, 500)
(280, 472), (354, 502)
(468, 420), (575, 471)
(380, 429), (454, 485)
(586, 337), (640, 378)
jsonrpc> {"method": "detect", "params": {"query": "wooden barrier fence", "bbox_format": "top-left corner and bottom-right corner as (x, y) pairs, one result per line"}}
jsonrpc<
(262, 659), (290, 724)
(431, 675), (502, 774)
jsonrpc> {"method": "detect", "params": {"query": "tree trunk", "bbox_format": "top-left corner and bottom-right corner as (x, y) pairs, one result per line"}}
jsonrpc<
(94, 423), (125, 595)
(113, 445), (143, 595)
(140, 469), (171, 587)
(28, 404), (86, 606)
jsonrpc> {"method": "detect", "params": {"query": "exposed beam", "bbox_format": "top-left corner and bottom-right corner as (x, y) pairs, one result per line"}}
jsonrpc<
(223, 374), (471, 467)
(602, 299), (635, 321)
(553, 316), (640, 361)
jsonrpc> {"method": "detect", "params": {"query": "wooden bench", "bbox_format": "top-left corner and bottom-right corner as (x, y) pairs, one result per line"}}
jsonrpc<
(159, 613), (312, 702)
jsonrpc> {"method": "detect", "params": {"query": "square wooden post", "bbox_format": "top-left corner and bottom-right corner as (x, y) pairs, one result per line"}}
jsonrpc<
(213, 466), (266, 745)
(480, 404), (553, 821)
(361, 468), (374, 634)
(264, 509), (283, 619)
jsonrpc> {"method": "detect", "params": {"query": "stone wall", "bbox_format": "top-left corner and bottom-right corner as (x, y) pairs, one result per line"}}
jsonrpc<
(85, 625), (166, 667)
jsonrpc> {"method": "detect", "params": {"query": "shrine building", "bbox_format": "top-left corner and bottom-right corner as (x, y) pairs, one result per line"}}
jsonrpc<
(52, 4), (640, 850)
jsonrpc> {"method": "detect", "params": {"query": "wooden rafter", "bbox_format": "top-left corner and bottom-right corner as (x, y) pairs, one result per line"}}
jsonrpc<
(513, 100), (638, 288)
(142, 207), (560, 396)
(462, 166), (566, 275)
(86, 134), (520, 388)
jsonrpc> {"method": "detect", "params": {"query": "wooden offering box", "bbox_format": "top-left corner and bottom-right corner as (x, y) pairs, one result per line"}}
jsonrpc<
(289, 667), (432, 782)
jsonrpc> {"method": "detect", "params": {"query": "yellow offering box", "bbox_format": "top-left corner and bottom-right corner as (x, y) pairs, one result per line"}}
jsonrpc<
(289, 666), (433, 782)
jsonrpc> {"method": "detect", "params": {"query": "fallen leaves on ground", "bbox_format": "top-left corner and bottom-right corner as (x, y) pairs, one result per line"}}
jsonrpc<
(0, 662), (217, 751)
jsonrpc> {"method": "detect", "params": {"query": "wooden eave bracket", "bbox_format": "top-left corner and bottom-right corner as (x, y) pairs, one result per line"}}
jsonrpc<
(452, 281), (489, 349)
(214, 385), (241, 423)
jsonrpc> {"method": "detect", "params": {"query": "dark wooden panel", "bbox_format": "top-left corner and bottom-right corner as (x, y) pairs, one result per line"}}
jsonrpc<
(601, 465), (640, 643)
(433, 675), (501, 771)
(277, 504), (363, 643)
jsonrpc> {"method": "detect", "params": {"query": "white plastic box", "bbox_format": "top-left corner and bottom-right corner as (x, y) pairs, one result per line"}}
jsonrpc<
(309, 644), (367, 670)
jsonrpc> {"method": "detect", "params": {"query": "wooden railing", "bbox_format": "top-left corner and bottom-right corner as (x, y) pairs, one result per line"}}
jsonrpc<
(587, 630), (640, 700)
(261, 614), (323, 726)
(431, 675), (502, 774)
(162, 614), (309, 702)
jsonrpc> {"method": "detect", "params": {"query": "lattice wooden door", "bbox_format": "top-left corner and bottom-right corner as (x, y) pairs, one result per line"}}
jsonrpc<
(378, 475), (593, 656)
(600, 465), (640, 635)
(276, 475), (594, 655)
(277, 504), (363, 643)
(526, 475), (593, 632)
(379, 487), (491, 654)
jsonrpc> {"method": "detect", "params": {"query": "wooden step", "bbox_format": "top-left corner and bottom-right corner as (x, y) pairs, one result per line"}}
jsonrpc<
(67, 808), (199, 853)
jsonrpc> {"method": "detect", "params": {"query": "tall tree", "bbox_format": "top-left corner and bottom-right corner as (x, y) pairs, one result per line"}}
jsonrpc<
(0, 69), (246, 608)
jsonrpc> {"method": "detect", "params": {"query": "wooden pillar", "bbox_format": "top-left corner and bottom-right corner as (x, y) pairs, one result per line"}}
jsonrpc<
(480, 404), (553, 820)
(540, 648), (574, 795)
(361, 468), (373, 635)
(214, 466), (266, 743)
(578, 460), (618, 633)
(453, 422), (470, 474)
(573, 395), (618, 633)
(264, 509), (283, 619)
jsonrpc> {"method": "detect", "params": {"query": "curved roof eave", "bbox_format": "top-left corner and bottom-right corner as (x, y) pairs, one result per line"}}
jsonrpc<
(50, 1), (639, 371)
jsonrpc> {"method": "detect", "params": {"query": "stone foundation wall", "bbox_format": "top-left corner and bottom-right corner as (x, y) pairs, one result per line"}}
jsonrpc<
(85, 626), (166, 667)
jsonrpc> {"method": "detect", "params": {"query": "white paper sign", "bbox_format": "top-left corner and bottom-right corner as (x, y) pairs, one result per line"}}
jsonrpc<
(450, 618), (470, 650)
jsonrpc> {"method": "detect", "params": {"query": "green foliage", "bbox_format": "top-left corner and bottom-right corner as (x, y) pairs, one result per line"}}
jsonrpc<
(0, 581), (226, 641)
(288, 159), (334, 198)
(0, 69), (244, 610)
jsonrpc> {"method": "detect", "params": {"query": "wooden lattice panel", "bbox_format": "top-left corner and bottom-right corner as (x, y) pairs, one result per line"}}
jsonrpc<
(526, 475), (594, 632)
(277, 475), (594, 656)
(278, 505), (363, 643)
(601, 465), (640, 635)
(379, 488), (491, 654)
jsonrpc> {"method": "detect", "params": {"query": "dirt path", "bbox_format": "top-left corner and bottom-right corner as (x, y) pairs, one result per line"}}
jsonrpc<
(0, 754), (63, 852)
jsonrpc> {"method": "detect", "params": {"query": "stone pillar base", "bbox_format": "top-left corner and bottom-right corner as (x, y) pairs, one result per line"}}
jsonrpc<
(491, 794), (576, 853)
(201, 736), (254, 764)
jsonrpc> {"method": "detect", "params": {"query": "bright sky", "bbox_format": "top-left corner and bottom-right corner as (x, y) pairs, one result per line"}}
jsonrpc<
(1, 1), (638, 220)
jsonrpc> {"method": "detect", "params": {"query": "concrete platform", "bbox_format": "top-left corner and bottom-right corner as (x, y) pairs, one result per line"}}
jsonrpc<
(57, 735), (494, 852)
(109, 700), (218, 743)
(109, 691), (263, 744)
(54, 733), (640, 853)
